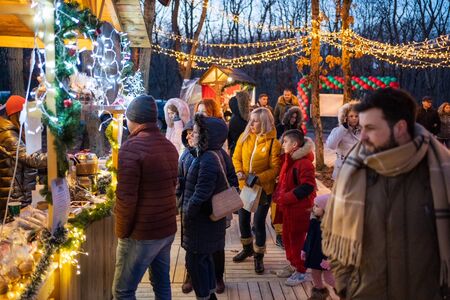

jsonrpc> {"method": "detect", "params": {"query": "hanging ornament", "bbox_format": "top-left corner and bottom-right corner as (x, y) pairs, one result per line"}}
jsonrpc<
(63, 99), (73, 108)
(95, 28), (102, 36)
(68, 48), (76, 57)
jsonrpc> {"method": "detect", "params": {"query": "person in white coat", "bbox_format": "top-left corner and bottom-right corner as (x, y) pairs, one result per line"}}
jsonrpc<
(326, 101), (361, 179)
(164, 98), (190, 154)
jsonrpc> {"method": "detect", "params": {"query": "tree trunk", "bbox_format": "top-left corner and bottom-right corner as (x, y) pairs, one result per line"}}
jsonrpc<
(311, 0), (325, 171)
(171, 0), (185, 77)
(139, 0), (157, 91)
(341, 0), (352, 103)
(184, 0), (209, 79)
(7, 48), (25, 96)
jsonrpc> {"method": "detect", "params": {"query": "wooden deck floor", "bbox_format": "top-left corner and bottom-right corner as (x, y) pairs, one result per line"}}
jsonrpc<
(136, 212), (338, 300)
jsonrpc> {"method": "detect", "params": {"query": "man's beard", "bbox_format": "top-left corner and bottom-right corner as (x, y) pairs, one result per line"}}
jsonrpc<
(362, 131), (398, 155)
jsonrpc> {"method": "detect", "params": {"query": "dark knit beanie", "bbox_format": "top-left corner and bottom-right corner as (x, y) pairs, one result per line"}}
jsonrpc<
(126, 95), (157, 124)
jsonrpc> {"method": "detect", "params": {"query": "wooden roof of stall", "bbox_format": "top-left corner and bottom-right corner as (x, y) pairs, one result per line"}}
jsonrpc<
(199, 65), (257, 86)
(0, 0), (151, 48)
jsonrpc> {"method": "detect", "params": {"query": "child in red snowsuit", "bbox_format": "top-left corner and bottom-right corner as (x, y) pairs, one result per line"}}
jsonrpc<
(273, 129), (316, 286)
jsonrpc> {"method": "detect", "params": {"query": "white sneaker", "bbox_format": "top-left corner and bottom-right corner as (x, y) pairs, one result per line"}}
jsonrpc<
(285, 271), (309, 286)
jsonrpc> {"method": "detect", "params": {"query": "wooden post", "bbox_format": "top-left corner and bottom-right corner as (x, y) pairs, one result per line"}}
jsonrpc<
(40, 0), (57, 230)
(111, 112), (123, 170)
(342, 0), (352, 103)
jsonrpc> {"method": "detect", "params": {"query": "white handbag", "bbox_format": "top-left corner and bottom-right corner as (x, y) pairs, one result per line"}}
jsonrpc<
(210, 152), (243, 221)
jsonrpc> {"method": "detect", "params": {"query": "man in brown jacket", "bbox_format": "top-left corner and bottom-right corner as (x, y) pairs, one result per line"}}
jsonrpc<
(112, 95), (179, 300)
(322, 88), (449, 300)
(273, 88), (300, 126)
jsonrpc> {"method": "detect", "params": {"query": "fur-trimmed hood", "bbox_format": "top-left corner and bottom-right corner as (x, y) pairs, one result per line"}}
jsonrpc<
(438, 102), (449, 116)
(282, 106), (303, 126)
(337, 100), (360, 125)
(277, 94), (299, 107)
(291, 137), (315, 161)
(164, 98), (190, 127)
(230, 91), (250, 121)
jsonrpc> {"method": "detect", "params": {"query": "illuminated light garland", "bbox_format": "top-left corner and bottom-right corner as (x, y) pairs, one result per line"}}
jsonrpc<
(320, 30), (450, 68)
(152, 27), (449, 69)
(151, 43), (304, 68)
(153, 27), (299, 48)
(32, 0), (133, 178)
(208, 5), (309, 34)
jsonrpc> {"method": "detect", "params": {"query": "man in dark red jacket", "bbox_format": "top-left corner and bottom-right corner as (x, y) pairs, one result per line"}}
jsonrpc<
(112, 95), (179, 300)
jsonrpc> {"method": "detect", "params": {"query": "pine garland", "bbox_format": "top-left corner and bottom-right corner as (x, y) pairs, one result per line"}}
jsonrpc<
(19, 227), (68, 300)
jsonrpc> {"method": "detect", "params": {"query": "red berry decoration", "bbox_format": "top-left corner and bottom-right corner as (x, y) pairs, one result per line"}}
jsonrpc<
(68, 48), (76, 56)
(63, 99), (72, 108)
(95, 28), (102, 36)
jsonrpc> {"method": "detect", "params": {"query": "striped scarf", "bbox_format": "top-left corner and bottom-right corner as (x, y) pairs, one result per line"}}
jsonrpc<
(322, 124), (450, 290)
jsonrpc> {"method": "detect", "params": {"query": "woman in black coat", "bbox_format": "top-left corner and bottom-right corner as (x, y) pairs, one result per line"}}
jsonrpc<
(227, 91), (250, 157)
(181, 114), (238, 300)
(276, 106), (303, 139)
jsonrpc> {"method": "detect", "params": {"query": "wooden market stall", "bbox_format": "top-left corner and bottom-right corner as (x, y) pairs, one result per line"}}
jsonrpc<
(0, 0), (147, 299)
(199, 65), (257, 103)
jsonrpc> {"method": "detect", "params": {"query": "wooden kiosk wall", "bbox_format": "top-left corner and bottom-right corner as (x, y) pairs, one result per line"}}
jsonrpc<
(38, 216), (117, 300)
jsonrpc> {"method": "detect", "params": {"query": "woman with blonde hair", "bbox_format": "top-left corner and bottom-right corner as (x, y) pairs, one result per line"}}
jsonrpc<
(195, 98), (223, 119)
(232, 107), (281, 274)
(326, 100), (361, 180)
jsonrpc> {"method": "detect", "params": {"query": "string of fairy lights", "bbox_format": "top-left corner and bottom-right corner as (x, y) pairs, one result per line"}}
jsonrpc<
(153, 24), (450, 69)
(152, 0), (450, 69)
(153, 27), (299, 48)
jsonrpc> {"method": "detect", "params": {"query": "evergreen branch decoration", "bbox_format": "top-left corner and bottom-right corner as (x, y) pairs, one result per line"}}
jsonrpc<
(19, 227), (68, 300)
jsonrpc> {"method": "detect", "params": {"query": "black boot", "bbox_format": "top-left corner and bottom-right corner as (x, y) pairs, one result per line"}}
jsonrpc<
(254, 253), (264, 274)
(233, 243), (254, 262)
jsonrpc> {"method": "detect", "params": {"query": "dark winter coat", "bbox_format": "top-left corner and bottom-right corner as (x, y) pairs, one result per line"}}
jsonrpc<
(0, 117), (46, 213)
(228, 96), (249, 157)
(181, 117), (238, 254)
(176, 120), (195, 208)
(252, 103), (273, 114)
(273, 95), (300, 126)
(303, 217), (326, 270)
(416, 107), (441, 135)
(276, 106), (304, 139)
(114, 123), (179, 240)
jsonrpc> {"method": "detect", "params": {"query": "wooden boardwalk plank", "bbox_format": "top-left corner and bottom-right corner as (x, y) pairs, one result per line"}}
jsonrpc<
(227, 282), (239, 300)
(248, 281), (262, 300)
(269, 281), (286, 300)
(258, 281), (274, 300)
(237, 282), (252, 300)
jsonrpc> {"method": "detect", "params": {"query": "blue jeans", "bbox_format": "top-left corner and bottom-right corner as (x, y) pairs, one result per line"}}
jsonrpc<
(238, 196), (271, 247)
(112, 234), (175, 300)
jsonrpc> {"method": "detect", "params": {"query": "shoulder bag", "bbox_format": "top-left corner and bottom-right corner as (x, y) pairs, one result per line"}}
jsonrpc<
(210, 151), (243, 221)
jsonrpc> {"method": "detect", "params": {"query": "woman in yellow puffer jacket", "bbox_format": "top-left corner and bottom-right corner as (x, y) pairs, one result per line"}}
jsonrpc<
(232, 107), (281, 274)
